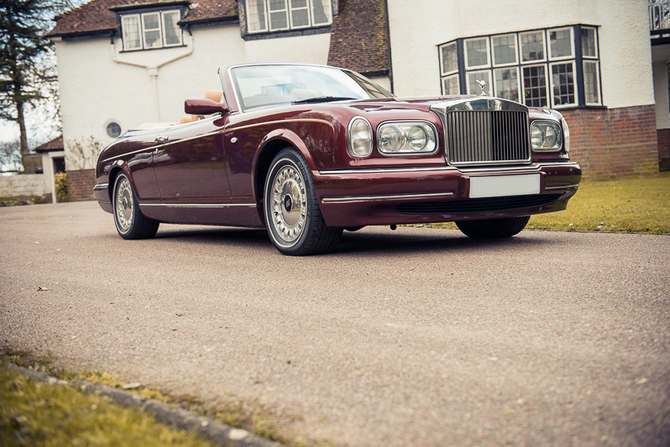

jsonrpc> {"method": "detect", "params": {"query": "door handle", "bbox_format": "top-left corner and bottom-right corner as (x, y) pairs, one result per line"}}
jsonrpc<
(155, 136), (168, 144)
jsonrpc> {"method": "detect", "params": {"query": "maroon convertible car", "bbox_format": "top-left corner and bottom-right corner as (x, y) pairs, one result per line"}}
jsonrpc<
(94, 63), (581, 255)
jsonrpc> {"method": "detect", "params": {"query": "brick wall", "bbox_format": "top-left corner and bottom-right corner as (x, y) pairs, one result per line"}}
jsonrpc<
(67, 169), (96, 201)
(657, 129), (670, 171)
(562, 105), (659, 180)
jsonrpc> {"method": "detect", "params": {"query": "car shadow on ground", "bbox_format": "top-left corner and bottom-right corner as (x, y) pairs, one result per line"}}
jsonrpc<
(144, 225), (559, 256)
(335, 228), (557, 256)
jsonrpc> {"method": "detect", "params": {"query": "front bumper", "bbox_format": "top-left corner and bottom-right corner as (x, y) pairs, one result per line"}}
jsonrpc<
(313, 162), (581, 227)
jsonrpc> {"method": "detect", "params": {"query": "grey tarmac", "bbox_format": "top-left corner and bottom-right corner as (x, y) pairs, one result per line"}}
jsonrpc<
(1, 201), (668, 447)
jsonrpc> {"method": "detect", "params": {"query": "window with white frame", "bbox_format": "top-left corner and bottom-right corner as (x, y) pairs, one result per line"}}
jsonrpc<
(246, 0), (332, 34)
(438, 25), (602, 109)
(120, 10), (183, 51)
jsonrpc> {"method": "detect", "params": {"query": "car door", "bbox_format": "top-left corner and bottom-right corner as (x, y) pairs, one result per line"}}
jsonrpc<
(152, 117), (232, 204)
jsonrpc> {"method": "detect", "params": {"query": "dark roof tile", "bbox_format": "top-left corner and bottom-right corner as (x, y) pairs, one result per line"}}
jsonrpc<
(49, 0), (237, 37)
(34, 136), (64, 152)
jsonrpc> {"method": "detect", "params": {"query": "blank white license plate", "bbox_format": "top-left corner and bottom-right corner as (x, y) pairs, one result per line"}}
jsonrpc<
(469, 174), (540, 198)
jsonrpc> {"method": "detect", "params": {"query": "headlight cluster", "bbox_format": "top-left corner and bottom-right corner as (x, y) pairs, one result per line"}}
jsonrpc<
(347, 118), (438, 158)
(531, 121), (562, 151)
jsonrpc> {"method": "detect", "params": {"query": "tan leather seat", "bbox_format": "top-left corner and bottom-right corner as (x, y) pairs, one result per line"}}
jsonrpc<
(179, 115), (199, 124)
(205, 90), (223, 103)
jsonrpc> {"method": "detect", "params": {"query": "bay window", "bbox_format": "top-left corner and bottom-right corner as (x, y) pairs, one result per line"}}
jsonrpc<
(438, 25), (602, 109)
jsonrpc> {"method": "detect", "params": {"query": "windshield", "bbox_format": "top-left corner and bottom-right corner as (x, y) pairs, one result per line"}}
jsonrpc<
(229, 65), (394, 111)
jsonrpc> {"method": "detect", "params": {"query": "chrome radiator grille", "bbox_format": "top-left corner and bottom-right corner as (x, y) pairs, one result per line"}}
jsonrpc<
(445, 110), (530, 166)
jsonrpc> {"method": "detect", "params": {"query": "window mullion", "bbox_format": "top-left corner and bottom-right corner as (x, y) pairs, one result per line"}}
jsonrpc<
(574, 24), (585, 107)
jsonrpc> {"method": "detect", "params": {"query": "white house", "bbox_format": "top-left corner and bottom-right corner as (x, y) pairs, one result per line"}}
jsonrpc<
(48, 0), (663, 200)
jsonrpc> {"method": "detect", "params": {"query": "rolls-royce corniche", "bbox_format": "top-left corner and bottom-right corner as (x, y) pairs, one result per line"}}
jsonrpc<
(93, 63), (581, 255)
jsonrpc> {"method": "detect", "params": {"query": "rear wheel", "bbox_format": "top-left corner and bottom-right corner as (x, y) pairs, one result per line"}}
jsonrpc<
(456, 216), (530, 239)
(264, 148), (342, 255)
(113, 173), (159, 239)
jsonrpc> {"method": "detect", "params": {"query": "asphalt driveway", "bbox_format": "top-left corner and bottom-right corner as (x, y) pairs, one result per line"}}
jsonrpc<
(1, 201), (668, 446)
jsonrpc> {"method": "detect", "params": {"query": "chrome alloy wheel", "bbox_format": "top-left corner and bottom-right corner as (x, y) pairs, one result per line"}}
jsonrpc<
(115, 176), (134, 233)
(270, 164), (307, 244)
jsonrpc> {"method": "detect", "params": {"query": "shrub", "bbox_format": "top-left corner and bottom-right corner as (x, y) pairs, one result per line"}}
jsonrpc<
(54, 172), (69, 202)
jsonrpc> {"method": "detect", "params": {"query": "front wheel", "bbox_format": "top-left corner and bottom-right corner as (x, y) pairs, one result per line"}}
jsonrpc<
(113, 172), (159, 239)
(264, 148), (342, 256)
(456, 216), (530, 239)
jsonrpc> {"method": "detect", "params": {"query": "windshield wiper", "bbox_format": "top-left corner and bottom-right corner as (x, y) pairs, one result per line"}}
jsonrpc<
(292, 96), (358, 104)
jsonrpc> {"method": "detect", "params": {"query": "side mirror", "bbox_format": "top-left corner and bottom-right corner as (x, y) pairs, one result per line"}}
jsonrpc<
(184, 98), (229, 116)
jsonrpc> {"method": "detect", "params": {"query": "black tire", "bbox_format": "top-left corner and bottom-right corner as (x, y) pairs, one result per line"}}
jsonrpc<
(264, 148), (342, 256)
(456, 216), (530, 239)
(112, 172), (159, 239)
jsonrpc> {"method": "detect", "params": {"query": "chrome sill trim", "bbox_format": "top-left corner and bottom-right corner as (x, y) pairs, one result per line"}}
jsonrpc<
(140, 203), (256, 209)
(322, 192), (454, 203)
(545, 184), (579, 190)
(93, 183), (108, 191)
(318, 166), (457, 175)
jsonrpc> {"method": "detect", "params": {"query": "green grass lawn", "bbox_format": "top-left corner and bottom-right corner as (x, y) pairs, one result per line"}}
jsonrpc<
(0, 363), (216, 447)
(427, 172), (670, 235)
(527, 172), (670, 234)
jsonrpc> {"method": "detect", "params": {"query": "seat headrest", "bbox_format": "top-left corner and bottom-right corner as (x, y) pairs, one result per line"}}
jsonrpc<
(205, 90), (223, 103)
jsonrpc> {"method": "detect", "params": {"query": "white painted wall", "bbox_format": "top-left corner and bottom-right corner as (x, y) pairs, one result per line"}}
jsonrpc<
(54, 24), (332, 168)
(386, 0), (655, 108)
(0, 174), (51, 198)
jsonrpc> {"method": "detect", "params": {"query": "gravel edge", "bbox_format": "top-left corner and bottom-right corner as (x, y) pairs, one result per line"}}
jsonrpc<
(2, 361), (284, 447)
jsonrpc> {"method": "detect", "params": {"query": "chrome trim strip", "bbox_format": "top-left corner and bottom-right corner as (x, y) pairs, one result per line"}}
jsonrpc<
(318, 166), (457, 175)
(322, 192), (454, 203)
(457, 165), (538, 173)
(545, 184), (579, 190)
(140, 203), (256, 209)
(100, 126), (222, 164)
(535, 162), (581, 168)
(93, 183), (108, 191)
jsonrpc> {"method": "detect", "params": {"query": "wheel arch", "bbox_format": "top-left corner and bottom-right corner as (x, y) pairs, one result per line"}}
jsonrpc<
(107, 162), (132, 203)
(253, 131), (315, 206)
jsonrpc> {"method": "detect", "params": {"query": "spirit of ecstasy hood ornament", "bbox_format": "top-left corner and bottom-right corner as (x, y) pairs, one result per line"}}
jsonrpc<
(476, 79), (488, 96)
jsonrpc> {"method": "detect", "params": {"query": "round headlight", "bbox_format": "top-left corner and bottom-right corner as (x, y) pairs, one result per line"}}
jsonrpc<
(544, 125), (558, 148)
(379, 125), (403, 152)
(407, 126), (428, 150)
(531, 125), (543, 147)
(348, 117), (373, 158)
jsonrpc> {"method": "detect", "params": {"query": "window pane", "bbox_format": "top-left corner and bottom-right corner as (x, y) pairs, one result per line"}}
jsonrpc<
(269, 0), (288, 30)
(311, 0), (331, 25)
(163, 11), (181, 46)
(143, 13), (161, 48)
(520, 31), (544, 62)
(549, 28), (572, 58)
(442, 75), (459, 95)
(581, 27), (597, 58)
(551, 63), (575, 106)
(291, 0), (309, 27)
(440, 43), (458, 75)
(465, 38), (488, 68)
(466, 71), (491, 95)
(492, 35), (517, 65)
(522, 65), (547, 107)
(584, 61), (599, 104)
(247, 0), (267, 32)
(122, 15), (141, 50)
(494, 67), (519, 101)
